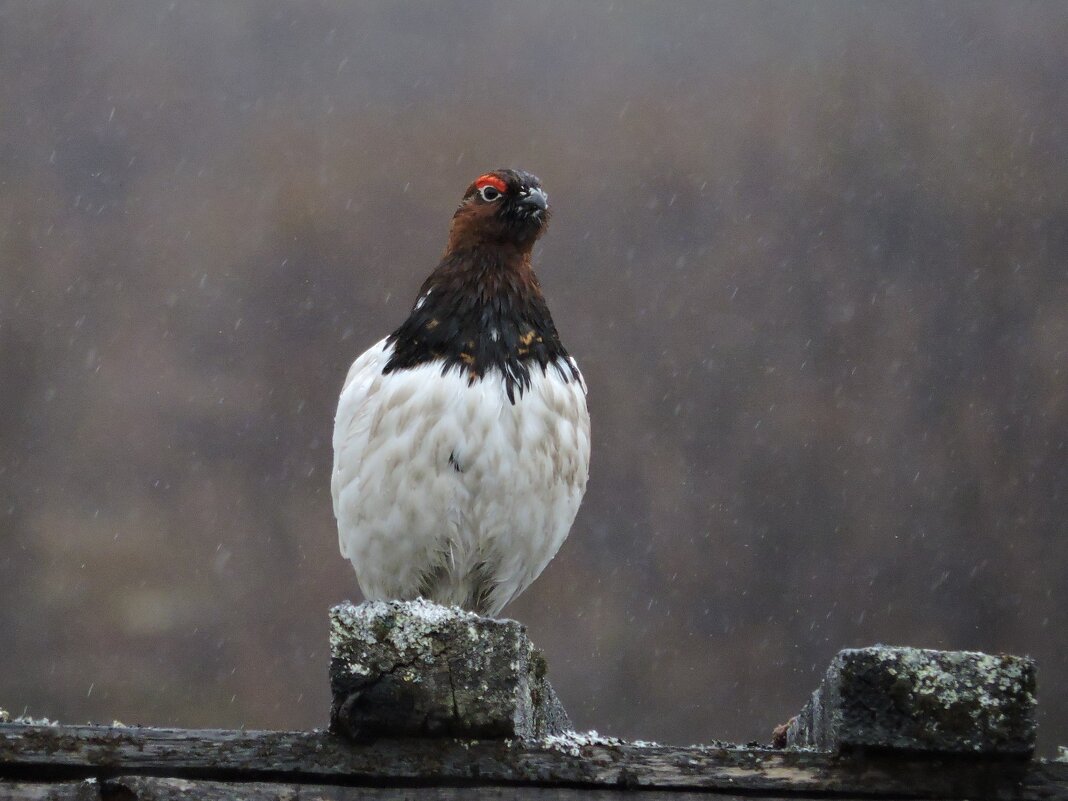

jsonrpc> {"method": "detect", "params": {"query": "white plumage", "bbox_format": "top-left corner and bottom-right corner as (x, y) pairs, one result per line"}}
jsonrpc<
(331, 337), (590, 615)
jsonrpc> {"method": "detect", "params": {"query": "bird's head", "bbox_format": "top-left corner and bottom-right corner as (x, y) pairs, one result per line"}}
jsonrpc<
(447, 169), (550, 252)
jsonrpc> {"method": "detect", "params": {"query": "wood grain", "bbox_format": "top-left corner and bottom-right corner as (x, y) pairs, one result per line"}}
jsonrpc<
(1, 723), (1066, 798)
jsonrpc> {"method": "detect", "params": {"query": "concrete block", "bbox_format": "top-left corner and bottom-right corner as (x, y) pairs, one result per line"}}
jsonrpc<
(786, 646), (1036, 755)
(329, 600), (572, 740)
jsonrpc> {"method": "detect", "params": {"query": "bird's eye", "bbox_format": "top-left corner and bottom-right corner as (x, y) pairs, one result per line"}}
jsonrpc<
(479, 185), (502, 202)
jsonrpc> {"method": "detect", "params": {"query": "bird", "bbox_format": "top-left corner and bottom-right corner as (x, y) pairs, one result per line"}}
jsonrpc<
(331, 169), (590, 616)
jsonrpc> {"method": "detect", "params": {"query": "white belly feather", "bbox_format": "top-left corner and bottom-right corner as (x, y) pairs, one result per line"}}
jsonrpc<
(331, 338), (590, 615)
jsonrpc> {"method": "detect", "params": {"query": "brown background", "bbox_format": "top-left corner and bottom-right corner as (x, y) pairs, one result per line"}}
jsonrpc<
(1, 2), (1065, 753)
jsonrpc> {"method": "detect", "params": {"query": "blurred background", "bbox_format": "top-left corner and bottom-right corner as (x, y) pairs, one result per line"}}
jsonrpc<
(1, 2), (1065, 754)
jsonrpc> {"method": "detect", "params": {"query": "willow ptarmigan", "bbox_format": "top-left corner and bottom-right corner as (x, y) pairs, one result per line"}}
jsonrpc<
(331, 169), (590, 616)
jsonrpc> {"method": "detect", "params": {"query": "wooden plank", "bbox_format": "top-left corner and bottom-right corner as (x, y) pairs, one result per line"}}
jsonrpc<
(0, 777), (853, 800)
(96, 776), (850, 800)
(0, 777), (903, 800)
(0, 779), (97, 800)
(0, 723), (1066, 799)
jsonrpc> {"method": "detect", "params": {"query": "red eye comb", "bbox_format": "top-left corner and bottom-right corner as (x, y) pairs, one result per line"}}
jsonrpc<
(474, 174), (508, 194)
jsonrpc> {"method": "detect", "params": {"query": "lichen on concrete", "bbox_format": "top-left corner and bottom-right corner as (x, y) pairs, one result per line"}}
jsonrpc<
(331, 599), (483, 681)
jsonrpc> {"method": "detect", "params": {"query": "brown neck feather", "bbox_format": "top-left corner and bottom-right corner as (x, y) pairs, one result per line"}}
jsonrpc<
(382, 234), (575, 403)
(445, 198), (542, 255)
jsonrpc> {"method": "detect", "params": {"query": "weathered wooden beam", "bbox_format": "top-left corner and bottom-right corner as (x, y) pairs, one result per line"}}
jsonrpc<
(0, 780), (97, 801)
(0, 723), (1066, 799)
(330, 600), (571, 740)
(786, 646), (1037, 756)
(0, 780), (843, 801)
(90, 776), (845, 801)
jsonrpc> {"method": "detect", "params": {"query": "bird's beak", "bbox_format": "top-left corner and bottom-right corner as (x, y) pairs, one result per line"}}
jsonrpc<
(519, 187), (549, 211)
